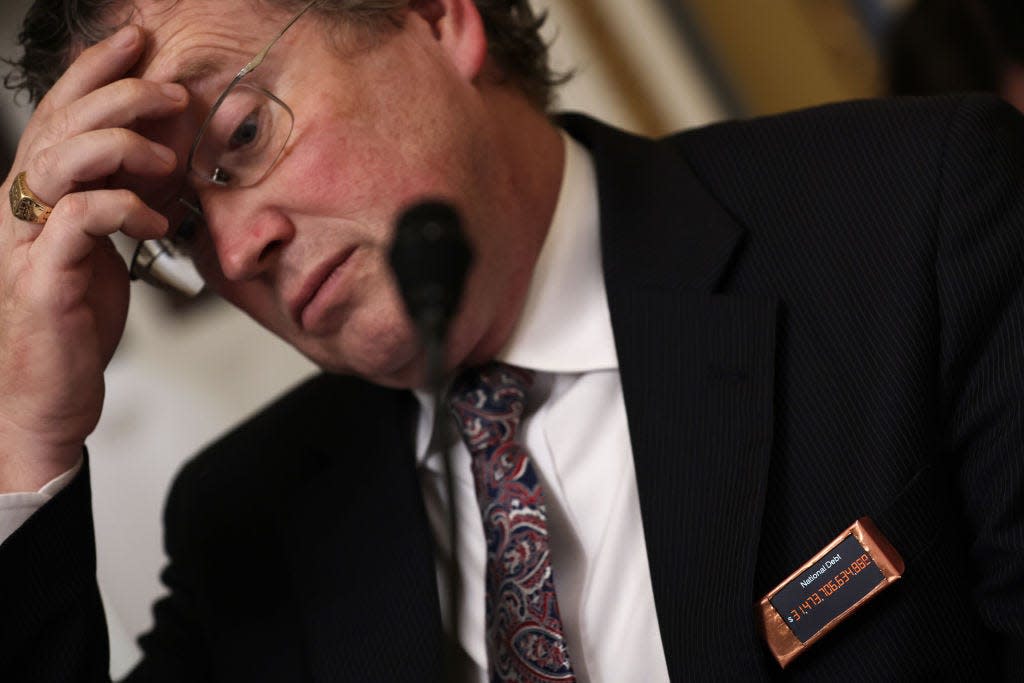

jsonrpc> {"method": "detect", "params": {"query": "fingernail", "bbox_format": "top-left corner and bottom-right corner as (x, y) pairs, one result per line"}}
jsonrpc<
(161, 83), (187, 102)
(151, 143), (176, 166)
(112, 25), (139, 49)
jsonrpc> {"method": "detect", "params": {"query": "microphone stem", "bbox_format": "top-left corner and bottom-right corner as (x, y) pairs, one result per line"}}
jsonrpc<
(426, 326), (464, 681)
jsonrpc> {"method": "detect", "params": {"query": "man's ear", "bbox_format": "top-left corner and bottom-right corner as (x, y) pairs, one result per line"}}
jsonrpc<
(410, 0), (487, 81)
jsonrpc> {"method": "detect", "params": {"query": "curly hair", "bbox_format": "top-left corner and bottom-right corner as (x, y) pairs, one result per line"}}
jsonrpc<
(4, 0), (567, 110)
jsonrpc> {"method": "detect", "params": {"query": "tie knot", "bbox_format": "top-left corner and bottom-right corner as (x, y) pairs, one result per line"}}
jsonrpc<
(448, 362), (534, 455)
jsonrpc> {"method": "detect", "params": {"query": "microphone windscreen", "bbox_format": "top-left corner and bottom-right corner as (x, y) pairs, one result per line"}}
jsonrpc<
(388, 201), (473, 335)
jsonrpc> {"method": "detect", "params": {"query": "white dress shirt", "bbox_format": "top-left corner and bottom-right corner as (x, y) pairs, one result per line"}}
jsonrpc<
(0, 459), (82, 545)
(415, 133), (670, 682)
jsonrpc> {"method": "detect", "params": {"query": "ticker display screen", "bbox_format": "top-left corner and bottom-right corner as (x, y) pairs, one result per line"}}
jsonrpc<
(769, 534), (884, 643)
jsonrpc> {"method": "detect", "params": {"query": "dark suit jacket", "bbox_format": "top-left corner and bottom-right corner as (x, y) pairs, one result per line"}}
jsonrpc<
(2, 94), (1022, 682)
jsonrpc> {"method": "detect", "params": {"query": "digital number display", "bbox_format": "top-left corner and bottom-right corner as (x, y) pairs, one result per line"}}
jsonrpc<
(769, 535), (884, 643)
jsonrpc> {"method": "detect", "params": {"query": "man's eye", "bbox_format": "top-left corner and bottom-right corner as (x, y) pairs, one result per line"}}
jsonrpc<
(229, 111), (260, 150)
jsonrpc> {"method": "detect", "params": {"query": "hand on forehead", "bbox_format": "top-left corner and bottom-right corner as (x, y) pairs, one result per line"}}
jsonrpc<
(66, 0), (296, 214)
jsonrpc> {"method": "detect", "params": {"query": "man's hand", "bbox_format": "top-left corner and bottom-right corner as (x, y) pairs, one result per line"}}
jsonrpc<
(0, 25), (188, 492)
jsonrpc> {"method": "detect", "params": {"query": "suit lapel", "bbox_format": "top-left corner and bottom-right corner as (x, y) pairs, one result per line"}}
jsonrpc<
(283, 389), (443, 683)
(563, 115), (777, 678)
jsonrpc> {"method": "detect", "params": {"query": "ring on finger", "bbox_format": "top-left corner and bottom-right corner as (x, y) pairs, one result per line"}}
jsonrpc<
(9, 172), (55, 224)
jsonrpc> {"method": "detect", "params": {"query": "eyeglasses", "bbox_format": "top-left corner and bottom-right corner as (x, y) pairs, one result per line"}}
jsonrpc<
(129, 0), (320, 296)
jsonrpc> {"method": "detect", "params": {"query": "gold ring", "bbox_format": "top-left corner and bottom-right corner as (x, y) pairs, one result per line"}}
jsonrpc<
(9, 172), (54, 224)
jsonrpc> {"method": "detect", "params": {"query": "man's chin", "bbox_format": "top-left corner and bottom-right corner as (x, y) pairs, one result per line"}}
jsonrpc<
(358, 349), (429, 389)
(303, 338), (427, 390)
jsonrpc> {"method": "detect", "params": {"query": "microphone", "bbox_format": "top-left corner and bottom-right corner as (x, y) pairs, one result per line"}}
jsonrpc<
(388, 200), (473, 681)
(130, 239), (205, 297)
(388, 200), (473, 382)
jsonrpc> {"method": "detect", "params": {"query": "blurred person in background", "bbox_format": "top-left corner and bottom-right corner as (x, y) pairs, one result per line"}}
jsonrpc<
(888, 0), (1024, 109)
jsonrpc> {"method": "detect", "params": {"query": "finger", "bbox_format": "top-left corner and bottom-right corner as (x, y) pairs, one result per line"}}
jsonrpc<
(38, 25), (145, 113)
(30, 189), (168, 270)
(26, 129), (178, 206)
(47, 78), (188, 143)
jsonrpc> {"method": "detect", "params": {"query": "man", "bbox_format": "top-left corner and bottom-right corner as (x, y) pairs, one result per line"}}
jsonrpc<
(0, 0), (1021, 681)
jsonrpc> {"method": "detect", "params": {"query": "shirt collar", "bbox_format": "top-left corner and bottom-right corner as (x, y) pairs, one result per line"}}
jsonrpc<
(414, 130), (617, 467)
(496, 130), (617, 373)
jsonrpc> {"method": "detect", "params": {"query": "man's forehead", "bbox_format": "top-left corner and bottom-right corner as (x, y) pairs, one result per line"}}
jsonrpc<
(130, 0), (287, 89)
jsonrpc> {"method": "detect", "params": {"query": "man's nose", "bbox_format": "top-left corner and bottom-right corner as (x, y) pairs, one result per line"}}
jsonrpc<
(207, 200), (294, 281)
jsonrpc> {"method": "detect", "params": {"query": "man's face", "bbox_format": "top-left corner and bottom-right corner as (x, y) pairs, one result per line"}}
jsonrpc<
(128, 0), (514, 387)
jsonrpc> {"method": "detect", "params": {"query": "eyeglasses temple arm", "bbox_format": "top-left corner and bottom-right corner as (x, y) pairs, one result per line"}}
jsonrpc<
(238, 0), (321, 78)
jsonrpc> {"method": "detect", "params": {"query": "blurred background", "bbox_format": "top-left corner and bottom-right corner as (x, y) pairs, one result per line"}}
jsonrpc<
(5, 0), (1017, 675)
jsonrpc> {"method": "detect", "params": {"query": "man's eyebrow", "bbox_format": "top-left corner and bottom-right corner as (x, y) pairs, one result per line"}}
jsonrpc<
(171, 56), (229, 86)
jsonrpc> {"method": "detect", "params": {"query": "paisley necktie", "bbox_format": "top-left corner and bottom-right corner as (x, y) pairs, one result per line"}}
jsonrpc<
(448, 363), (576, 683)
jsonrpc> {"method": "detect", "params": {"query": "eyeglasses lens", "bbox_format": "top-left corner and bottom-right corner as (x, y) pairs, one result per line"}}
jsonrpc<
(192, 84), (295, 188)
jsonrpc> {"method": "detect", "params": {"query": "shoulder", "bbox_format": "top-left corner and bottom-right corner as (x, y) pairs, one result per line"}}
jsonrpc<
(566, 94), (1023, 236)
(671, 93), (1018, 160)
(667, 95), (1022, 279)
(165, 373), (413, 519)
(668, 94), (1023, 214)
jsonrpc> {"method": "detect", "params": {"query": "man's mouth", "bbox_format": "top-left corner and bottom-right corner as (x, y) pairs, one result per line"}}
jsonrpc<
(290, 246), (358, 331)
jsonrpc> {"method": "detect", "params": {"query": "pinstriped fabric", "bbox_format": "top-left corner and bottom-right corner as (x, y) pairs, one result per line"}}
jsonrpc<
(935, 99), (1024, 646)
(0, 458), (109, 681)
(645, 94), (1024, 679)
